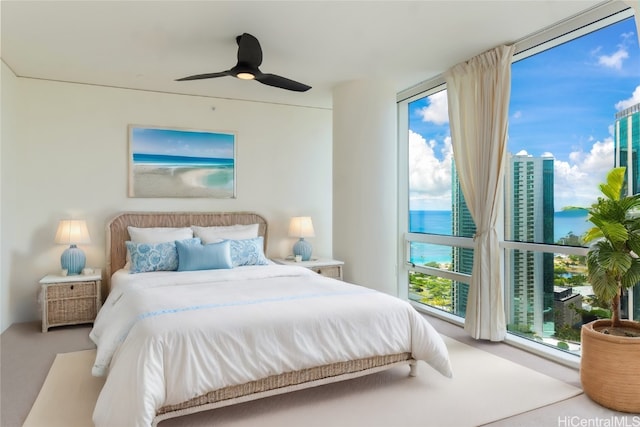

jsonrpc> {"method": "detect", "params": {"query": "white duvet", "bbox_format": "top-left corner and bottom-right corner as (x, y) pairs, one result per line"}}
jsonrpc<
(90, 265), (452, 427)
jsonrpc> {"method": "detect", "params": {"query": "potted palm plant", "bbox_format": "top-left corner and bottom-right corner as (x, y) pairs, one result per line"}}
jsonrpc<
(581, 166), (640, 413)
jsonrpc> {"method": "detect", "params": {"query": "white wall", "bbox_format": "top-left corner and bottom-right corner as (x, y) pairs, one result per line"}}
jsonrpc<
(1, 76), (332, 329)
(1, 61), (20, 331)
(332, 80), (397, 295)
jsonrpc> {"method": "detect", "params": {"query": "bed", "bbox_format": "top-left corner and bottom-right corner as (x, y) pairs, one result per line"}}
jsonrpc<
(90, 211), (452, 427)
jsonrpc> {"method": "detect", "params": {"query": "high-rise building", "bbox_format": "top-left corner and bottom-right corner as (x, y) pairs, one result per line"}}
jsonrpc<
(504, 154), (555, 337)
(451, 165), (475, 317)
(450, 154), (555, 328)
(614, 102), (640, 320)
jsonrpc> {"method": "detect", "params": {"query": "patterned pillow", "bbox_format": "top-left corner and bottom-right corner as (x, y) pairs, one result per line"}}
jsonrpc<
(228, 237), (269, 267)
(126, 238), (201, 274)
(176, 240), (233, 271)
(124, 227), (194, 270)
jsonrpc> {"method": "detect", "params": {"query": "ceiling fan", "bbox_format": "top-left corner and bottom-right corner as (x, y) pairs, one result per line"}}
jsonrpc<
(176, 33), (311, 92)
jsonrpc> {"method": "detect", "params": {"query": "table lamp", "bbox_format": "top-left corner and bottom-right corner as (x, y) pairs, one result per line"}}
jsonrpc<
(288, 216), (315, 261)
(55, 219), (91, 275)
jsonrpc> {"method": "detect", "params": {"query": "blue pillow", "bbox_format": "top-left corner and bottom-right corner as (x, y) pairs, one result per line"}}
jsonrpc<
(176, 239), (233, 271)
(228, 237), (269, 267)
(126, 238), (201, 274)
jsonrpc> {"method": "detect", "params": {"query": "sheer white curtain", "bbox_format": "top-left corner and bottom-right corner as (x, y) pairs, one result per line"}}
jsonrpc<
(444, 45), (515, 341)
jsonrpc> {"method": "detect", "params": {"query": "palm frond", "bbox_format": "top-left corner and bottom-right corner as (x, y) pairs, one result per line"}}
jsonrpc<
(585, 167), (640, 313)
(599, 167), (626, 201)
(621, 258), (640, 289)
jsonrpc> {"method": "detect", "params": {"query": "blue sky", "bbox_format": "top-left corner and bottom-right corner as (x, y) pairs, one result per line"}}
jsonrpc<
(131, 127), (235, 159)
(409, 16), (640, 211)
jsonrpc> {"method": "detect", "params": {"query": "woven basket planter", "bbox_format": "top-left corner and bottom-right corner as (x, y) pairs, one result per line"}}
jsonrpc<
(580, 319), (640, 413)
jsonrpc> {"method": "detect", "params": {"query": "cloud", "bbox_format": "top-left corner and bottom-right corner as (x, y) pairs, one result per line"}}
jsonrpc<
(408, 130), (614, 211)
(408, 83), (637, 212)
(508, 144), (612, 210)
(596, 30), (636, 70)
(553, 138), (614, 209)
(417, 91), (449, 125)
(597, 47), (629, 69)
(615, 85), (640, 111)
(409, 130), (453, 210)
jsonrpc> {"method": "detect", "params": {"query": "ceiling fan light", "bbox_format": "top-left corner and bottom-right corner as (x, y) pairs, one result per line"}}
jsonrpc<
(236, 72), (255, 80)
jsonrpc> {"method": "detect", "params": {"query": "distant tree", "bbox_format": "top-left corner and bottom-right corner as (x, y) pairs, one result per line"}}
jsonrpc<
(566, 273), (587, 286)
(409, 272), (452, 309)
(554, 265), (568, 275)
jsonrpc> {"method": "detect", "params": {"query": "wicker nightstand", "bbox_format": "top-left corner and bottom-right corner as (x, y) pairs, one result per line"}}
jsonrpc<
(272, 258), (344, 280)
(39, 273), (102, 332)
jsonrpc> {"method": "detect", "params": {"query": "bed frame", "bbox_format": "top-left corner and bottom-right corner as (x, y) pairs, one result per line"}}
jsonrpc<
(105, 211), (417, 426)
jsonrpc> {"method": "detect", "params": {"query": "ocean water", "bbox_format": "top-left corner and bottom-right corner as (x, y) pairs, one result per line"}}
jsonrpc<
(132, 153), (234, 167)
(409, 209), (590, 264)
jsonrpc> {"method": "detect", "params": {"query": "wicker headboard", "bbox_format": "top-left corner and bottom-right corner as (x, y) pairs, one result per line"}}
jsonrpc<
(105, 211), (268, 290)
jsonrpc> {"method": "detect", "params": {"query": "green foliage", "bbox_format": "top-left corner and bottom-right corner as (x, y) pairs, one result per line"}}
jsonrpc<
(554, 265), (568, 275)
(409, 271), (453, 310)
(566, 273), (587, 286)
(569, 302), (611, 320)
(584, 167), (640, 326)
(556, 324), (581, 342)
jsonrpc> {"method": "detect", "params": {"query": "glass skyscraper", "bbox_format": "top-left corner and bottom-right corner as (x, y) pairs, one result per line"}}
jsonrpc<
(504, 154), (555, 337)
(614, 102), (640, 320)
(451, 165), (475, 317)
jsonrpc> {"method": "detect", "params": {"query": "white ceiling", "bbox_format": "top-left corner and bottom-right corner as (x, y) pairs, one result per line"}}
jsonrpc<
(1, 0), (608, 109)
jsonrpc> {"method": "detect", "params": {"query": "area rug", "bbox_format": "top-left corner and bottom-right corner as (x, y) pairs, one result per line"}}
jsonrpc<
(22, 336), (582, 427)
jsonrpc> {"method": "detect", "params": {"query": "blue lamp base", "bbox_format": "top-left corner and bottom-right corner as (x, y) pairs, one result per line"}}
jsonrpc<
(293, 238), (312, 261)
(61, 244), (86, 275)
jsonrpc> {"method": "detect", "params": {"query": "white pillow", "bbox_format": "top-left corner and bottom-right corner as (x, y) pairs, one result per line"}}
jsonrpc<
(127, 226), (193, 243)
(191, 224), (259, 244)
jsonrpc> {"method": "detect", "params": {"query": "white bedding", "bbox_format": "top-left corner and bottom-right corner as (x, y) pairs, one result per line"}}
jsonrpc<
(90, 265), (452, 427)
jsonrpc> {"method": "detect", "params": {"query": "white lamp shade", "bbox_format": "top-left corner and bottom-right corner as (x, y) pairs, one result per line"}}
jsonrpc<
(55, 220), (91, 245)
(288, 217), (315, 238)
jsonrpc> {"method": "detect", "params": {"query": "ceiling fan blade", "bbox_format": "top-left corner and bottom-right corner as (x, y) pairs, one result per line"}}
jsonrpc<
(255, 73), (311, 92)
(176, 33), (310, 93)
(175, 71), (229, 81)
(236, 33), (262, 68)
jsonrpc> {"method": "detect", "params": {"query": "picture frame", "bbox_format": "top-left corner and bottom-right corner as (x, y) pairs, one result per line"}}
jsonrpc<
(128, 125), (236, 198)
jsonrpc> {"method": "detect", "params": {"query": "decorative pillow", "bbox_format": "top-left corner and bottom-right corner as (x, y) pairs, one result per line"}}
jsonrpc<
(228, 236), (269, 267)
(126, 238), (201, 274)
(127, 226), (193, 243)
(124, 227), (194, 270)
(192, 224), (259, 244)
(176, 240), (233, 272)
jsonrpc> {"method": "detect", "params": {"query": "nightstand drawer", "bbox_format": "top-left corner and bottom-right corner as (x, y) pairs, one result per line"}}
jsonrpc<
(46, 281), (97, 300)
(48, 298), (97, 325)
(310, 265), (342, 279)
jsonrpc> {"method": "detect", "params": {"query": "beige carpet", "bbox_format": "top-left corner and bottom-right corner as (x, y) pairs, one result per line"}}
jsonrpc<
(22, 336), (582, 427)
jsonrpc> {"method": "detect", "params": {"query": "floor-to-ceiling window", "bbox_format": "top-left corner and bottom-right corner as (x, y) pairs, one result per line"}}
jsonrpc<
(399, 4), (639, 359)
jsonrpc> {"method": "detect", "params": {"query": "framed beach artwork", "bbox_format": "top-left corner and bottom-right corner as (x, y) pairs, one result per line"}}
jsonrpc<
(128, 125), (236, 198)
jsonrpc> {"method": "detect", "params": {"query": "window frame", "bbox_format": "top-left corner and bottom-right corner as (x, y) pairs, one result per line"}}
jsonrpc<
(397, 2), (636, 367)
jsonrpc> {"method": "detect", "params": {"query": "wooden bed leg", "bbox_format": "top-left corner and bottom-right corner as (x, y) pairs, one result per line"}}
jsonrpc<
(409, 360), (418, 377)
